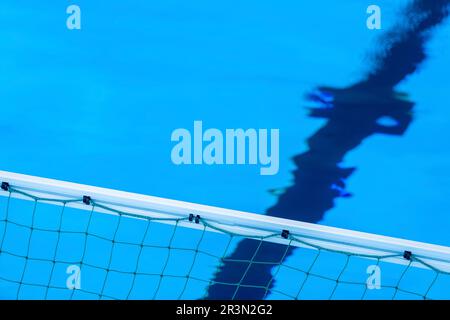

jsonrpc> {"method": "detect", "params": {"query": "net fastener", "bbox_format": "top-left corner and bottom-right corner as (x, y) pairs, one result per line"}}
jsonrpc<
(83, 195), (92, 205)
(189, 214), (201, 224)
(403, 250), (412, 260)
(281, 229), (290, 239)
(1, 182), (9, 191)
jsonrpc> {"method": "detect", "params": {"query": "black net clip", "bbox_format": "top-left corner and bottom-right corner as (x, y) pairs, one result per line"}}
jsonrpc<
(1, 182), (9, 191)
(403, 250), (412, 261)
(83, 195), (92, 205)
(281, 229), (290, 239)
(189, 214), (200, 224)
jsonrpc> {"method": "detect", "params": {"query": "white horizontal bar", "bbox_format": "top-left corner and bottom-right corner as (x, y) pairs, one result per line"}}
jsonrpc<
(1, 170), (450, 273)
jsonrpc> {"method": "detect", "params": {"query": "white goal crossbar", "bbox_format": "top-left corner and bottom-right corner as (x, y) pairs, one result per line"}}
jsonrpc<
(1, 170), (449, 274)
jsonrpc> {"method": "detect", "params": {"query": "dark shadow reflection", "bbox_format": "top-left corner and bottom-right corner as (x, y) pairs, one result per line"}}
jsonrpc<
(206, 0), (450, 299)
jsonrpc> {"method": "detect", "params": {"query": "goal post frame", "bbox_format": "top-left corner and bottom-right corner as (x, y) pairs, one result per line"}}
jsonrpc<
(1, 170), (449, 273)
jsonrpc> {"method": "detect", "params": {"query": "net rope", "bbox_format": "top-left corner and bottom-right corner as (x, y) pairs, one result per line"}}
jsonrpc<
(0, 185), (449, 300)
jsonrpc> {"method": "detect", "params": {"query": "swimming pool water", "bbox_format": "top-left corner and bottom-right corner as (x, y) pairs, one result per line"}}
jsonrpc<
(0, 0), (449, 299)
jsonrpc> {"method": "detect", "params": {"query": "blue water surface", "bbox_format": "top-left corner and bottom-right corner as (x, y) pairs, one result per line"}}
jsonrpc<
(0, 1), (449, 299)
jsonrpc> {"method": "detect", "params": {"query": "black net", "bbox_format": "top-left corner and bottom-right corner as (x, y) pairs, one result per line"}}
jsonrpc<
(0, 185), (449, 300)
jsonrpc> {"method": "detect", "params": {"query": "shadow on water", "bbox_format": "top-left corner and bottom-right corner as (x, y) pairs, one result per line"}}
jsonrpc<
(206, 0), (450, 299)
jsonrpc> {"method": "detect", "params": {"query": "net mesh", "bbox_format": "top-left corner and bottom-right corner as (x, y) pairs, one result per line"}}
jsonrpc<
(0, 184), (449, 300)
